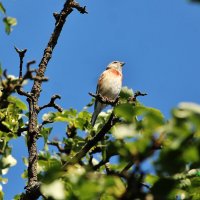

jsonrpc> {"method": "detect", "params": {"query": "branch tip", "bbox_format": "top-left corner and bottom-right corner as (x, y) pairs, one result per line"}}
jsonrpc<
(14, 46), (27, 58)
(39, 94), (63, 112)
(70, 1), (88, 14)
(53, 12), (60, 21)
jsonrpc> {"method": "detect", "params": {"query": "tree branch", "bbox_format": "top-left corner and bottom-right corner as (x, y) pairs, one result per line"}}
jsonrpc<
(70, 1), (88, 14)
(14, 46), (27, 79)
(63, 112), (118, 168)
(89, 92), (119, 106)
(39, 94), (63, 112)
(17, 0), (87, 199)
(128, 91), (147, 102)
(47, 141), (68, 153)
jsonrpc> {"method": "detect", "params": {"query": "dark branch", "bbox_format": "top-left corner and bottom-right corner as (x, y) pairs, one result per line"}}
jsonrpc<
(20, 0), (87, 199)
(89, 92), (119, 106)
(105, 163), (129, 179)
(17, 127), (28, 137)
(17, 87), (32, 99)
(53, 12), (60, 21)
(39, 94), (63, 112)
(93, 158), (109, 170)
(47, 141), (68, 153)
(20, 183), (41, 200)
(3, 69), (8, 79)
(14, 46), (27, 79)
(121, 161), (135, 174)
(27, 60), (36, 71)
(70, 1), (88, 14)
(15, 0), (86, 200)
(66, 124), (77, 138)
(23, 60), (37, 81)
(63, 112), (117, 168)
(128, 91), (147, 102)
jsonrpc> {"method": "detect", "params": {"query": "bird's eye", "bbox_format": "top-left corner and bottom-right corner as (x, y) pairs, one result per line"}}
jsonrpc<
(113, 61), (117, 63)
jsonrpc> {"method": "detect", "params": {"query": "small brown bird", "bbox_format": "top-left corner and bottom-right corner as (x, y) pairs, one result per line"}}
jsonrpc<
(91, 61), (125, 126)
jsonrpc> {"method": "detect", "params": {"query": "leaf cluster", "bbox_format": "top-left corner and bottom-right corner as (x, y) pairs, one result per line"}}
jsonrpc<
(0, 2), (17, 34)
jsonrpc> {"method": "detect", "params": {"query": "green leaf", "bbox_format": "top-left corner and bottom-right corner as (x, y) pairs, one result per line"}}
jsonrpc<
(182, 146), (199, 163)
(120, 86), (134, 99)
(13, 195), (21, 200)
(144, 174), (159, 186)
(114, 103), (135, 121)
(0, 3), (6, 14)
(0, 64), (3, 76)
(3, 16), (17, 35)
(54, 109), (77, 122)
(21, 169), (28, 179)
(40, 127), (53, 144)
(8, 96), (27, 110)
(0, 176), (8, 184)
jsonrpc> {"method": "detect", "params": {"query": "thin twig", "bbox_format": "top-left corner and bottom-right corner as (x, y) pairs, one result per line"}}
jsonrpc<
(17, 87), (33, 99)
(47, 141), (68, 153)
(17, 127), (28, 136)
(39, 94), (63, 112)
(70, 1), (88, 14)
(93, 158), (109, 170)
(89, 92), (119, 106)
(128, 91), (147, 102)
(14, 46), (27, 79)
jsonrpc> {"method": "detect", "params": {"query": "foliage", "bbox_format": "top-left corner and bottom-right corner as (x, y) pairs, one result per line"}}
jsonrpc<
(0, 2), (17, 34)
(1, 66), (200, 199)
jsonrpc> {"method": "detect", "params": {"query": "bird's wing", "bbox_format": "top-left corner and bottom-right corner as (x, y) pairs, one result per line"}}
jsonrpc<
(94, 70), (107, 109)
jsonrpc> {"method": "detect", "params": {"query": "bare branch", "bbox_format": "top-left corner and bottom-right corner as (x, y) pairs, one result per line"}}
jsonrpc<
(121, 161), (135, 174)
(70, 1), (88, 14)
(17, 0), (87, 198)
(27, 60), (36, 71)
(3, 69), (8, 79)
(128, 91), (147, 102)
(93, 159), (108, 170)
(47, 141), (68, 154)
(53, 12), (60, 21)
(17, 87), (33, 99)
(39, 94), (63, 112)
(14, 46), (27, 79)
(17, 127), (28, 136)
(66, 124), (77, 138)
(89, 92), (119, 106)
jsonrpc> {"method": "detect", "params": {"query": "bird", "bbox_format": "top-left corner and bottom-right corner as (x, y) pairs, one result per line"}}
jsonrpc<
(91, 61), (125, 126)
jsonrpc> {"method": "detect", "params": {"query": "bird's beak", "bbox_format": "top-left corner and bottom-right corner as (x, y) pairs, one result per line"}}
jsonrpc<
(120, 62), (125, 67)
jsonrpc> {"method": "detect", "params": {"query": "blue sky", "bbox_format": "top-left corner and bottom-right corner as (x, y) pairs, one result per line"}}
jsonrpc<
(1, 0), (200, 199)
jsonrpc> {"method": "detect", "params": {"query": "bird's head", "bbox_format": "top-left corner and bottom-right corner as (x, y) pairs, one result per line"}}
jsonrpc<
(106, 61), (125, 72)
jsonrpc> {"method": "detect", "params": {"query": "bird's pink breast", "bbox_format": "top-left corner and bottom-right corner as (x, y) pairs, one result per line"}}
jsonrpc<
(98, 68), (122, 100)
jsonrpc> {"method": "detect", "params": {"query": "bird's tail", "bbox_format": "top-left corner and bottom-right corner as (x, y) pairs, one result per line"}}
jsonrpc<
(91, 102), (104, 126)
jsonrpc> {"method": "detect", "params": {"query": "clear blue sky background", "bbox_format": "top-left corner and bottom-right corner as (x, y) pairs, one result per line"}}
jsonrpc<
(0, 0), (200, 199)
